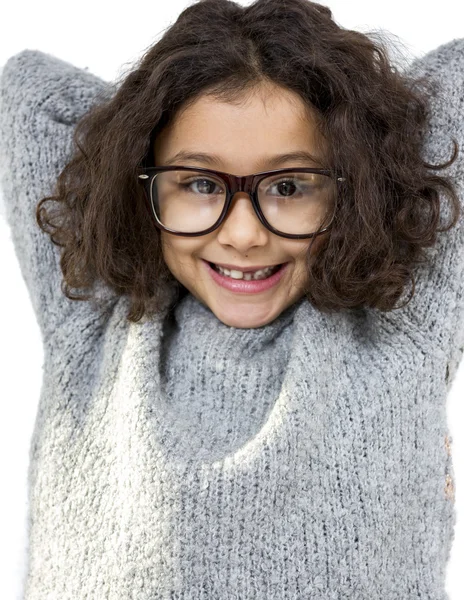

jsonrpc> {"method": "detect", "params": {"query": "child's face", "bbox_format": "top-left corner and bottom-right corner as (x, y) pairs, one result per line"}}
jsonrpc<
(153, 82), (328, 329)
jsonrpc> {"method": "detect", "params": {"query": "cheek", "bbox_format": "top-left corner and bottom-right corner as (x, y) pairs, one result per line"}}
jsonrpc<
(160, 235), (201, 279)
(160, 236), (183, 279)
(292, 262), (309, 288)
(287, 240), (312, 265)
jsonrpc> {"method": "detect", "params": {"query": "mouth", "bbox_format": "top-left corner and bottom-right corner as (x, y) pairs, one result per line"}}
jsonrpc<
(201, 259), (290, 294)
(207, 261), (285, 280)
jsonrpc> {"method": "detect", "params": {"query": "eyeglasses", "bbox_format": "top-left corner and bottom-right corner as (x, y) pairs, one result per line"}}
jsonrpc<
(137, 166), (346, 239)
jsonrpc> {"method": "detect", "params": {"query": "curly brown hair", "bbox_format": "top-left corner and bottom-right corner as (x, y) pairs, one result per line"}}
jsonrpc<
(36, 0), (461, 323)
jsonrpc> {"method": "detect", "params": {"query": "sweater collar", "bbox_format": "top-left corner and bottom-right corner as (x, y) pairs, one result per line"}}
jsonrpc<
(167, 292), (304, 357)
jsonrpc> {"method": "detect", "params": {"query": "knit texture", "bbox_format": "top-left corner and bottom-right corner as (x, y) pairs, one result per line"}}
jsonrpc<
(1, 41), (463, 599)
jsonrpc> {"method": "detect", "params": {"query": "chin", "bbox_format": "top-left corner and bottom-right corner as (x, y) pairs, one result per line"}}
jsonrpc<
(213, 305), (278, 329)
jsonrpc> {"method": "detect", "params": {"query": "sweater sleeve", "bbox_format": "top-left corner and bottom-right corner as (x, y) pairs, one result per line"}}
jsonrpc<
(377, 38), (464, 383)
(0, 49), (115, 343)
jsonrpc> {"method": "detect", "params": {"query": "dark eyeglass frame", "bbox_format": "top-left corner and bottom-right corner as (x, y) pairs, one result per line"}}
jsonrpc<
(137, 165), (346, 239)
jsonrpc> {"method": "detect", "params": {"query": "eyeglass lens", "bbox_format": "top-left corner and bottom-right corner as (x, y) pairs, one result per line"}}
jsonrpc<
(150, 169), (337, 235)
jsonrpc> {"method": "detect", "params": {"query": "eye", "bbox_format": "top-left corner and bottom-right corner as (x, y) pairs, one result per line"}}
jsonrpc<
(264, 176), (319, 199)
(181, 177), (224, 195)
(268, 178), (299, 197)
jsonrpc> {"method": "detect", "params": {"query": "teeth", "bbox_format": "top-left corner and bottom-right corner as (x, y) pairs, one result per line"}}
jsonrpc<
(214, 264), (279, 280)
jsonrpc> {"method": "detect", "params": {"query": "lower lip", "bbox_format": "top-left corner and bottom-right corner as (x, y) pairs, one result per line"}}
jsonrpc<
(202, 260), (289, 294)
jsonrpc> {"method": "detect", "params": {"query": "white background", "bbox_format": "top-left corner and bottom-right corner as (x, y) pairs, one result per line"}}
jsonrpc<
(0, 1), (463, 599)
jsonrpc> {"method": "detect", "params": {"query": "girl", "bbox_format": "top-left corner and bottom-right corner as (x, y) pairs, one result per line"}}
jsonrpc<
(0, 0), (462, 598)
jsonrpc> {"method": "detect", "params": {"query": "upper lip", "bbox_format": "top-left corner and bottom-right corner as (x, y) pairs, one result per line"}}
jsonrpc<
(205, 260), (285, 273)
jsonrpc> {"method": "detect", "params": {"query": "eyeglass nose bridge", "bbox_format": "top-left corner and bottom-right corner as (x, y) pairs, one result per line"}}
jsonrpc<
(223, 172), (272, 219)
(218, 172), (268, 228)
(224, 172), (259, 200)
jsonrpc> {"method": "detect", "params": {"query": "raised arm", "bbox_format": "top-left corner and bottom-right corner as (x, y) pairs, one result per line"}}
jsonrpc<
(0, 50), (115, 342)
(375, 38), (464, 382)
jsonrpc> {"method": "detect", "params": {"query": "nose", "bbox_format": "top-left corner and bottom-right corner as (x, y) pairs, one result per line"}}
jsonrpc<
(215, 191), (269, 248)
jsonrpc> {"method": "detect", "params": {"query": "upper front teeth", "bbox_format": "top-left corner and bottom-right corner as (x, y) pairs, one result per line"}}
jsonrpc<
(215, 265), (276, 280)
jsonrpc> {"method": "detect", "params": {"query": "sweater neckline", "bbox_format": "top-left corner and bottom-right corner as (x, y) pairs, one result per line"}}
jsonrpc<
(121, 291), (351, 469)
(164, 292), (305, 357)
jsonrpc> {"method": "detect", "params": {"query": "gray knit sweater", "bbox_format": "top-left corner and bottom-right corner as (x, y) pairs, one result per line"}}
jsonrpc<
(1, 40), (463, 600)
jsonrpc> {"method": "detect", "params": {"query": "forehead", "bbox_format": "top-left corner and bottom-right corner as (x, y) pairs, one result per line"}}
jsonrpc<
(154, 83), (325, 166)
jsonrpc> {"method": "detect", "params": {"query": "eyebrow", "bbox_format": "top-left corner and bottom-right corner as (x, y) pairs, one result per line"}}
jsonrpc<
(161, 150), (324, 170)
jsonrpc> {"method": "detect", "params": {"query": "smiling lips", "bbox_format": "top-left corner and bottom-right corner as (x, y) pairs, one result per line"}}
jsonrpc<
(203, 260), (289, 293)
